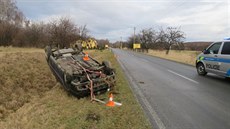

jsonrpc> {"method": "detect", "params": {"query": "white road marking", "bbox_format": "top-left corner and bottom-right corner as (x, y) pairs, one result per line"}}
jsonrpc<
(168, 70), (199, 84)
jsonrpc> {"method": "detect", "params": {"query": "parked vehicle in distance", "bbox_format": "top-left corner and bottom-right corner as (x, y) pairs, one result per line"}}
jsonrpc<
(196, 38), (230, 78)
(45, 46), (116, 98)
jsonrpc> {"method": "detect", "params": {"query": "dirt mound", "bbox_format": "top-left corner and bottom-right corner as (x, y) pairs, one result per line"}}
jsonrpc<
(0, 52), (56, 119)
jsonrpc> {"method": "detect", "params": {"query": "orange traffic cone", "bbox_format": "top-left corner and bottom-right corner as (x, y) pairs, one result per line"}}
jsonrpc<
(106, 93), (115, 107)
(83, 52), (90, 61)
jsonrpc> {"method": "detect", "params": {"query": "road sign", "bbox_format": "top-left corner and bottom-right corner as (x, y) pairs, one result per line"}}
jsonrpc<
(133, 43), (141, 49)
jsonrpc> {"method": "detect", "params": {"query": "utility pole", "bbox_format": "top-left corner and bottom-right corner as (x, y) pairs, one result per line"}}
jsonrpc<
(133, 27), (136, 45)
(120, 36), (122, 49)
(133, 27), (136, 51)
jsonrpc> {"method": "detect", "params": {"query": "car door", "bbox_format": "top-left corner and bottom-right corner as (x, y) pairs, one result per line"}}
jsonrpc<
(219, 42), (230, 77)
(203, 42), (222, 75)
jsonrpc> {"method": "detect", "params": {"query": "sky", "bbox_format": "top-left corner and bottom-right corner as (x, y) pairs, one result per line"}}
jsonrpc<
(16, 0), (230, 42)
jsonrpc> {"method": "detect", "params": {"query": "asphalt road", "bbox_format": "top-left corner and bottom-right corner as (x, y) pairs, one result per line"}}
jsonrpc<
(113, 49), (230, 129)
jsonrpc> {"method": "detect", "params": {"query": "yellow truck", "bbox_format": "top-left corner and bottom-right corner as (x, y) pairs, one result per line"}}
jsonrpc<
(73, 39), (97, 49)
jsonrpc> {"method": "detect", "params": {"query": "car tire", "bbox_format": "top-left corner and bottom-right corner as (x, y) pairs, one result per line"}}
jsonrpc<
(225, 77), (230, 81)
(197, 63), (207, 76)
(102, 61), (112, 68)
(45, 46), (52, 60)
(63, 73), (72, 90)
(102, 61), (115, 75)
(76, 43), (82, 51)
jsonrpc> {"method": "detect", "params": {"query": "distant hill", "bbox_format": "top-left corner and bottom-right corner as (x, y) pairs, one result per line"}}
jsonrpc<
(183, 42), (212, 51)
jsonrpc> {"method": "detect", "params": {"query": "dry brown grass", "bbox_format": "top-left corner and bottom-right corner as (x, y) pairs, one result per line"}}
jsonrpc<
(0, 47), (56, 120)
(147, 50), (201, 66)
(0, 46), (43, 53)
(0, 48), (151, 129)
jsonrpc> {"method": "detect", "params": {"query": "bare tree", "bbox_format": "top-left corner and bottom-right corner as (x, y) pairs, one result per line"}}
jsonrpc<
(161, 27), (185, 54)
(79, 24), (89, 40)
(155, 27), (167, 50)
(48, 17), (80, 48)
(0, 0), (24, 25)
(24, 22), (49, 47)
(126, 26), (186, 52)
(125, 35), (141, 48)
(0, 0), (90, 48)
(112, 41), (121, 48)
(0, 21), (18, 46)
(0, 0), (25, 46)
(139, 28), (158, 49)
(97, 39), (109, 49)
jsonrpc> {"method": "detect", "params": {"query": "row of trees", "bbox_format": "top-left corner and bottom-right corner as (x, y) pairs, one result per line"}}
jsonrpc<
(121, 27), (185, 54)
(97, 39), (110, 49)
(0, 0), (89, 48)
(1, 0), (187, 51)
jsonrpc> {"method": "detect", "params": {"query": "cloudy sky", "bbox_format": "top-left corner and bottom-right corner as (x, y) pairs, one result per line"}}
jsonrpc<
(16, 0), (230, 42)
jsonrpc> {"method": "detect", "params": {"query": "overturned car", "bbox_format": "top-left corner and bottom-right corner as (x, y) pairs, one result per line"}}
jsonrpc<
(45, 46), (115, 98)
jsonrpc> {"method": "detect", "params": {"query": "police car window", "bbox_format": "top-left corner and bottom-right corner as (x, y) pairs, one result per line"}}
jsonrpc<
(207, 42), (221, 54)
(221, 42), (230, 55)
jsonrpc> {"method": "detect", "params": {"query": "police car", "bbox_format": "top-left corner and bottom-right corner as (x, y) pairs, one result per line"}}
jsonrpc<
(196, 38), (230, 78)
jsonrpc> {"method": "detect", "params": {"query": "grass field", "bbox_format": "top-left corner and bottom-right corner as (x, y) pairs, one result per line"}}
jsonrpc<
(0, 47), (151, 129)
(146, 50), (201, 66)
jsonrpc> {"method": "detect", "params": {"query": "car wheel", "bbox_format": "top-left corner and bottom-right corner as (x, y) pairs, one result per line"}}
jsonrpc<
(102, 61), (112, 68)
(76, 43), (82, 51)
(45, 46), (52, 60)
(197, 63), (207, 76)
(64, 73), (72, 83)
(102, 61), (115, 75)
(63, 73), (72, 90)
(225, 77), (230, 81)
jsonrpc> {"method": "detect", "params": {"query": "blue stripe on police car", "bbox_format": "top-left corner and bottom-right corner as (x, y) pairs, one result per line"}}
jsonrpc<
(204, 57), (230, 63)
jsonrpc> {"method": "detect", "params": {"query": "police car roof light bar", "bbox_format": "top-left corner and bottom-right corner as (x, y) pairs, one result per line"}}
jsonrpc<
(223, 37), (230, 40)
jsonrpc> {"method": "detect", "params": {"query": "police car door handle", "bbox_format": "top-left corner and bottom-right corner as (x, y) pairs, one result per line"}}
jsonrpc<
(214, 55), (218, 57)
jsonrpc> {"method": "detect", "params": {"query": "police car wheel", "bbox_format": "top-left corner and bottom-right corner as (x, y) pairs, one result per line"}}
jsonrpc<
(197, 63), (207, 76)
(225, 77), (230, 81)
